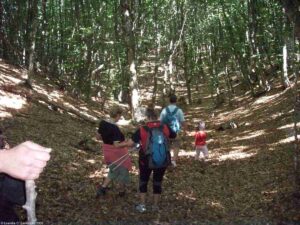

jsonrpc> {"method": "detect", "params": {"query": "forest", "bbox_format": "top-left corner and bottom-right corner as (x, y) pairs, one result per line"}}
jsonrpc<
(1, 0), (300, 224)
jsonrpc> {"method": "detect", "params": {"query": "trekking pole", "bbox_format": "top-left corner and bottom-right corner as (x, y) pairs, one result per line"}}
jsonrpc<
(129, 143), (141, 194)
(108, 144), (139, 170)
(108, 152), (130, 169)
(111, 153), (130, 171)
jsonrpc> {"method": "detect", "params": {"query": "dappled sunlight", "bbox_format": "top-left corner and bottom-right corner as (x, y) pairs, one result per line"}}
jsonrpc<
(270, 111), (286, 120)
(261, 189), (278, 202)
(0, 111), (12, 118)
(63, 102), (98, 121)
(32, 83), (100, 122)
(206, 200), (225, 210)
(130, 166), (139, 176)
(177, 191), (197, 201)
(253, 90), (288, 105)
(234, 130), (265, 141)
(117, 118), (132, 126)
(0, 90), (27, 118)
(217, 106), (251, 121)
(79, 105), (89, 111)
(85, 159), (96, 164)
(76, 149), (88, 155)
(34, 84), (64, 101)
(177, 150), (195, 157)
(89, 168), (108, 179)
(0, 91), (26, 109)
(277, 135), (298, 144)
(0, 73), (23, 84)
(277, 123), (294, 130)
(213, 149), (256, 161)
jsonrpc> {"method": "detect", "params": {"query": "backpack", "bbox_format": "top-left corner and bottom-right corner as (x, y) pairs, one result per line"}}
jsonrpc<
(143, 125), (171, 169)
(164, 107), (181, 133)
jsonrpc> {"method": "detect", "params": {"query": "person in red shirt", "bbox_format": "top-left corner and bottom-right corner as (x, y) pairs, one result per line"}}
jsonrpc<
(194, 121), (208, 161)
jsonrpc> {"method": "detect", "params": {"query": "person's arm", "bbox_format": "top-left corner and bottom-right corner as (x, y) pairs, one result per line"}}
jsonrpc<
(113, 140), (134, 148)
(0, 141), (51, 180)
(178, 109), (187, 132)
(159, 108), (166, 122)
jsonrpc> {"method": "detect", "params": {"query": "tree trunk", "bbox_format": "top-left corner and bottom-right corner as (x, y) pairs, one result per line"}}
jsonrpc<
(183, 41), (192, 104)
(27, 0), (39, 81)
(282, 41), (291, 88)
(120, 0), (140, 120)
(294, 94), (300, 193)
(163, 2), (187, 100)
(280, 0), (300, 40)
(0, 1), (3, 58)
(151, 0), (160, 105)
(281, 0), (300, 194)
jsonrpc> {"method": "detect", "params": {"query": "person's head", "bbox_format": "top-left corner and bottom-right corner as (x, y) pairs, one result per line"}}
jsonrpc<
(109, 105), (123, 122)
(199, 121), (206, 131)
(145, 107), (158, 121)
(169, 94), (177, 104)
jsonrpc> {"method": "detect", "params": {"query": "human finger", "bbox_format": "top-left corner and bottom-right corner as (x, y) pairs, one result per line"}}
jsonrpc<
(31, 159), (47, 169)
(31, 150), (51, 161)
(22, 141), (52, 153)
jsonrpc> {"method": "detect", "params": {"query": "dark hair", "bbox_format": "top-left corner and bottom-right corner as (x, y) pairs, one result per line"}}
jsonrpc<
(109, 105), (123, 118)
(169, 94), (177, 103)
(145, 108), (158, 120)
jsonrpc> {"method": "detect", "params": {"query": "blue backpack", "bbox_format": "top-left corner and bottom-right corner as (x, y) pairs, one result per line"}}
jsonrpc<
(164, 107), (181, 133)
(143, 125), (171, 169)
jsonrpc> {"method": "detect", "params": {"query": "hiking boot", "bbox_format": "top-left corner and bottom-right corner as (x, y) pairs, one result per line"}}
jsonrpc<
(135, 204), (146, 213)
(96, 186), (107, 198)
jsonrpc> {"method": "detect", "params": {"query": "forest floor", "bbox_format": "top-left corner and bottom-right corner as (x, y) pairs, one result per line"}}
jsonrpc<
(0, 59), (300, 225)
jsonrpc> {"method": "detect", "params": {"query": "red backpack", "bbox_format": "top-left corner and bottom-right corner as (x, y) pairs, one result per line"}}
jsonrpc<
(140, 121), (171, 168)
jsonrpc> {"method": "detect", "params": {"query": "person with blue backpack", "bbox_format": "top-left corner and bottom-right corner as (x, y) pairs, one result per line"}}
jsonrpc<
(160, 94), (186, 167)
(128, 107), (176, 213)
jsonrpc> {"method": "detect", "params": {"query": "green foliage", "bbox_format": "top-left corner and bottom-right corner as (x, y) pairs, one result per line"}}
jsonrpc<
(0, 0), (294, 101)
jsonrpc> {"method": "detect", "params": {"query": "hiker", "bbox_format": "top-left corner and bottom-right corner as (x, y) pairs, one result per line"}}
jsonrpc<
(194, 121), (209, 161)
(127, 107), (176, 212)
(160, 94), (186, 167)
(96, 105), (132, 197)
(0, 140), (51, 222)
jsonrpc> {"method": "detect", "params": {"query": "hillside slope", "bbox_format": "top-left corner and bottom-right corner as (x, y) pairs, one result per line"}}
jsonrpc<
(0, 60), (299, 224)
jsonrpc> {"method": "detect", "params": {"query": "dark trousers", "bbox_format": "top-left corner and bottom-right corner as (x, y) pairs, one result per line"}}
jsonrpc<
(139, 162), (166, 194)
(0, 197), (19, 223)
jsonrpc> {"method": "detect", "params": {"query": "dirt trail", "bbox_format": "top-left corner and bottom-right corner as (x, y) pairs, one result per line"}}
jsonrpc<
(0, 60), (299, 224)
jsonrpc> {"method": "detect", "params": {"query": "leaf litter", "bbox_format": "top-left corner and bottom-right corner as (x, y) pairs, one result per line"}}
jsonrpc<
(0, 64), (299, 224)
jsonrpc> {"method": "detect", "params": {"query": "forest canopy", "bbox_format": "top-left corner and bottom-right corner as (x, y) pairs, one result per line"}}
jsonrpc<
(0, 0), (299, 116)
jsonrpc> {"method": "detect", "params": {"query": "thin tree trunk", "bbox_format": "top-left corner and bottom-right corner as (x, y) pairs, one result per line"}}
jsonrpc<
(0, 1), (3, 58)
(28, 0), (39, 81)
(151, 0), (160, 105)
(281, 0), (300, 193)
(281, 0), (300, 40)
(120, 0), (140, 120)
(163, 3), (187, 98)
(183, 41), (192, 104)
(221, 1), (255, 97)
(282, 40), (291, 88)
